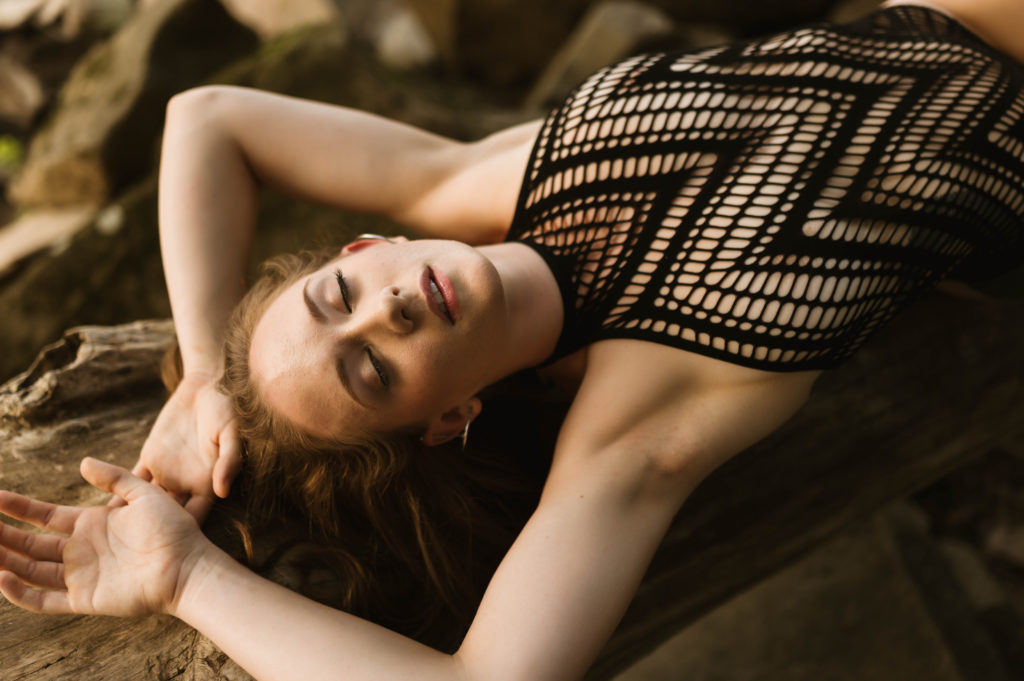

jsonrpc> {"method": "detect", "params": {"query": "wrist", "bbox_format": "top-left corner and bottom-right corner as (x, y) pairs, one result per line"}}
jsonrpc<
(178, 368), (224, 392)
(178, 341), (226, 382)
(169, 536), (233, 619)
(181, 362), (224, 383)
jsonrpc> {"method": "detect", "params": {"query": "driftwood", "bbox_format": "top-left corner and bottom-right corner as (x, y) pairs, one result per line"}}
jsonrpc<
(0, 288), (1022, 680)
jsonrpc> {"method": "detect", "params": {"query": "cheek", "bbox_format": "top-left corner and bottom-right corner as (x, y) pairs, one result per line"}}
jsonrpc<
(399, 338), (467, 398)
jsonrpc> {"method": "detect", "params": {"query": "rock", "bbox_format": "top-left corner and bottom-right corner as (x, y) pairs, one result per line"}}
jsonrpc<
(374, 3), (437, 71)
(7, 0), (259, 209)
(404, 0), (843, 92)
(986, 524), (1024, 569)
(201, 22), (527, 145)
(828, 0), (884, 24)
(0, 54), (46, 129)
(615, 514), (965, 681)
(32, 0), (90, 39)
(0, 178), (168, 383)
(0, 0), (137, 39)
(0, 20), (531, 383)
(0, 204), (97, 276)
(885, 502), (1014, 681)
(940, 539), (1008, 611)
(0, 0), (48, 30)
(0, 134), (24, 185)
(219, 0), (341, 40)
(83, 0), (137, 34)
(524, 0), (675, 110)
(669, 21), (737, 52)
(405, 0), (593, 90)
(402, 0), (458, 65)
(644, 0), (839, 29)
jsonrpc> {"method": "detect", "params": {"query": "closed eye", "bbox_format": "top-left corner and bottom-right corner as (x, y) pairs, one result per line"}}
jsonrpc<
(367, 348), (389, 389)
(334, 269), (352, 312)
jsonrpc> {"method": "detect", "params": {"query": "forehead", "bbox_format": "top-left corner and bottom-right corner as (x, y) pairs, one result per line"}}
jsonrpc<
(248, 275), (367, 438)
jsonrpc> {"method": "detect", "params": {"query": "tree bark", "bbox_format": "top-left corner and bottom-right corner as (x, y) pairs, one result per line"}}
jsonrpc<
(0, 288), (1021, 680)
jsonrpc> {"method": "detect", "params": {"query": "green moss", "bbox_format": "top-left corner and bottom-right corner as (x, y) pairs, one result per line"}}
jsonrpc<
(0, 136), (23, 173)
(80, 47), (115, 81)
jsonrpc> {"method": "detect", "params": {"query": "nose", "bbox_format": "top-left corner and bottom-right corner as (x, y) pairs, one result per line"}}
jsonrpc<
(376, 286), (414, 335)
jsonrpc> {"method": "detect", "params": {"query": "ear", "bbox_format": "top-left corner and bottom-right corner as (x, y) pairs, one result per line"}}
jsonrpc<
(340, 235), (408, 255)
(421, 397), (482, 447)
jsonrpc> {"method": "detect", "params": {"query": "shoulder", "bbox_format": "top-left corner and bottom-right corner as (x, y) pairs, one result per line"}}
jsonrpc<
(404, 118), (544, 244)
(548, 339), (819, 500)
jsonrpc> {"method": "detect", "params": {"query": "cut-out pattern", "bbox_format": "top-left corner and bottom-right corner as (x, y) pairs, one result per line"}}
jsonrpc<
(508, 5), (1024, 370)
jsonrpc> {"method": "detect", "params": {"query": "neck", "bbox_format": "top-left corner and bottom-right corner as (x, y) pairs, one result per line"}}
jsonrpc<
(477, 241), (564, 379)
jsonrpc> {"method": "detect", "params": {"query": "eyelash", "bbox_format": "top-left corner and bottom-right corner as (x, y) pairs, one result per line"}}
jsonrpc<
(367, 348), (389, 389)
(335, 268), (388, 389)
(334, 268), (351, 312)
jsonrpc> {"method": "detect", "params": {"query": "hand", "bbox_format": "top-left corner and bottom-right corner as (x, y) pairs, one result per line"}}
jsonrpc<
(0, 458), (209, 617)
(122, 373), (241, 521)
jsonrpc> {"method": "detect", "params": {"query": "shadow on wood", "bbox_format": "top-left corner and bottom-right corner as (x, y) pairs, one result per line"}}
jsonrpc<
(0, 288), (1021, 679)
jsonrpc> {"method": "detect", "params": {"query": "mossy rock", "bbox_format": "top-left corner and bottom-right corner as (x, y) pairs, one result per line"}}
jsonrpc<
(8, 0), (260, 208)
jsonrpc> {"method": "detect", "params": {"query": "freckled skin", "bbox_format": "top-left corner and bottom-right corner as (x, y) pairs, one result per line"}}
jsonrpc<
(249, 239), (513, 439)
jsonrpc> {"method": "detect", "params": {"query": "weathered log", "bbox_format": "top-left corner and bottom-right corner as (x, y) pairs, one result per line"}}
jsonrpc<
(0, 288), (1021, 680)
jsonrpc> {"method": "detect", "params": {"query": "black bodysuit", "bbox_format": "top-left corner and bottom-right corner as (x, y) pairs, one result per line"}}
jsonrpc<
(506, 4), (1024, 371)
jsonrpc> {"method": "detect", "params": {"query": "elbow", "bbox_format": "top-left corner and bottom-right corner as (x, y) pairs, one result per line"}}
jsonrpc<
(165, 85), (240, 134)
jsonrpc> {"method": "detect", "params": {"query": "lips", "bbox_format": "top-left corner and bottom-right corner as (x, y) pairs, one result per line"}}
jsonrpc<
(421, 267), (459, 325)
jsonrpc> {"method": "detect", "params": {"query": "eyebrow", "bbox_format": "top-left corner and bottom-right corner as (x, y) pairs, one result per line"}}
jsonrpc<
(302, 278), (327, 322)
(302, 278), (367, 408)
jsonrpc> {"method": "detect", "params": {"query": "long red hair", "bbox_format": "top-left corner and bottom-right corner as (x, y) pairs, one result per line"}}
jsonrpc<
(164, 248), (562, 651)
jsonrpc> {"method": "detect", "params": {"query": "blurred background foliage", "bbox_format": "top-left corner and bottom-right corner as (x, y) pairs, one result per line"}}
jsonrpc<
(0, 0), (876, 381)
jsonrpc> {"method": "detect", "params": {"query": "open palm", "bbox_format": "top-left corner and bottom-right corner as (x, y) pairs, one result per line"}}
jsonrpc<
(0, 458), (207, 617)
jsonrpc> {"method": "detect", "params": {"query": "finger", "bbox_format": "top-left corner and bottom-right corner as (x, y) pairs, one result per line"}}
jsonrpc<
(213, 426), (243, 498)
(0, 491), (79, 534)
(112, 462), (151, 507)
(184, 494), (214, 522)
(132, 460), (154, 483)
(0, 571), (73, 615)
(0, 521), (66, 562)
(0, 546), (66, 590)
(80, 458), (152, 503)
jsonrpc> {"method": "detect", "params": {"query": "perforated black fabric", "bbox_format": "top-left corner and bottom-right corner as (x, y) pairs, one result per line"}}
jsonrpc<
(507, 5), (1024, 370)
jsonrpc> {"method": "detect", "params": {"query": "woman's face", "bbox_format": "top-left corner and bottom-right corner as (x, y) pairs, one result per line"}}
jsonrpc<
(248, 238), (509, 440)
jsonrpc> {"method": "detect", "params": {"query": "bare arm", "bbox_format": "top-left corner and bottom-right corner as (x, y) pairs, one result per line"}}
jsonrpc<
(159, 84), (531, 376)
(0, 447), (688, 681)
(3, 350), (813, 680)
(172, 444), (683, 681)
(158, 88), (257, 378)
(143, 87), (536, 505)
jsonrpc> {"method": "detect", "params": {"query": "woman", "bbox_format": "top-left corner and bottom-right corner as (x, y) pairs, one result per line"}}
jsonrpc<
(1, 1), (1022, 679)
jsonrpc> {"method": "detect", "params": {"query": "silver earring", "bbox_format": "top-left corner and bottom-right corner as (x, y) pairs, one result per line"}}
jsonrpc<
(355, 233), (391, 242)
(460, 421), (471, 449)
